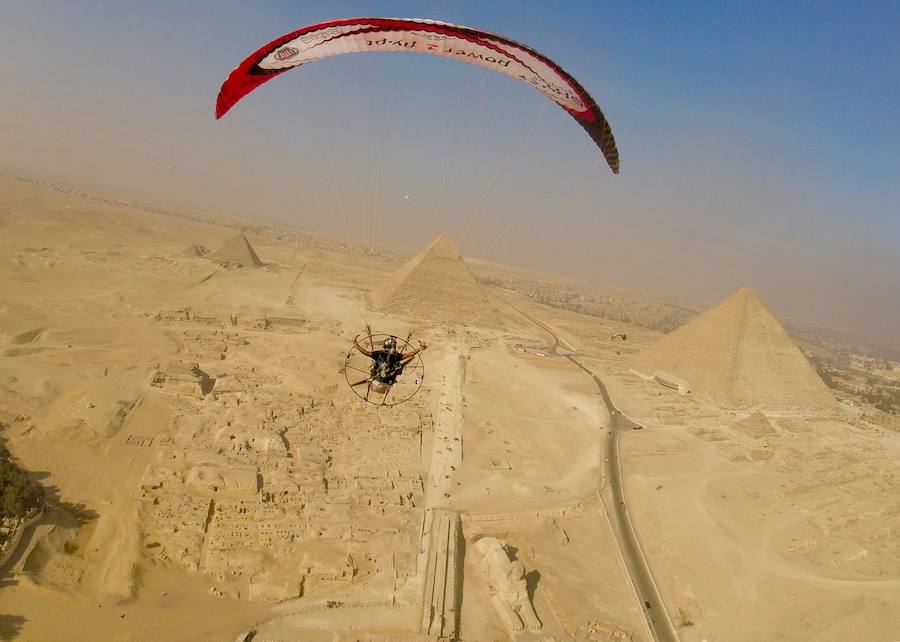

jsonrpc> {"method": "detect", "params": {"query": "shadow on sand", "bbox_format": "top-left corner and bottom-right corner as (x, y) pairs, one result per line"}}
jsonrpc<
(0, 613), (25, 641)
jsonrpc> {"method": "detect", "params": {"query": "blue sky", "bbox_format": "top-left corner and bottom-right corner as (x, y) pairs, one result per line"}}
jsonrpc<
(1, 1), (898, 351)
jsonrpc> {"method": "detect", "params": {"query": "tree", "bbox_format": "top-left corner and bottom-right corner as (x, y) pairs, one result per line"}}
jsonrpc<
(0, 445), (43, 519)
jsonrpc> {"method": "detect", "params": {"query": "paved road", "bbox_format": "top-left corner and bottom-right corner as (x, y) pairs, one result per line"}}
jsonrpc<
(565, 354), (679, 642)
(501, 298), (679, 642)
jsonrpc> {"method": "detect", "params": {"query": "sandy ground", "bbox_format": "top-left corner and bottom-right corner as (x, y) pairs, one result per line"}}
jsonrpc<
(452, 340), (606, 513)
(0, 178), (645, 640)
(498, 293), (900, 641)
(621, 427), (900, 642)
(449, 334), (648, 640)
(3, 176), (900, 641)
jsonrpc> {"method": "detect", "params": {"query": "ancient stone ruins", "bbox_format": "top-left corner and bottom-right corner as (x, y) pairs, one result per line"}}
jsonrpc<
(4, 178), (900, 642)
(472, 537), (542, 634)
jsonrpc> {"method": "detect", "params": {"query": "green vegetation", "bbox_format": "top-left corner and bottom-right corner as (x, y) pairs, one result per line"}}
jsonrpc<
(861, 388), (900, 414)
(813, 360), (900, 415)
(0, 445), (43, 519)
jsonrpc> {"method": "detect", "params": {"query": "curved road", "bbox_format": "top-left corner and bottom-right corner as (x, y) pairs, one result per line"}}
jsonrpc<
(502, 297), (679, 642)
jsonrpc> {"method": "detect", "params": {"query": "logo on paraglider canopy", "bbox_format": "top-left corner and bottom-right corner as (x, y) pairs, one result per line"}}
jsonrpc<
(274, 46), (300, 61)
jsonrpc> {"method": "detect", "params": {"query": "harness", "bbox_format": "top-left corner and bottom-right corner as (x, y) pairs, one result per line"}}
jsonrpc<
(371, 350), (403, 385)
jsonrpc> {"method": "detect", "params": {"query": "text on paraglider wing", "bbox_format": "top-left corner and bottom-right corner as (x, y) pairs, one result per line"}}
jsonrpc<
(364, 36), (512, 67)
(367, 38), (419, 49)
(216, 17), (620, 172)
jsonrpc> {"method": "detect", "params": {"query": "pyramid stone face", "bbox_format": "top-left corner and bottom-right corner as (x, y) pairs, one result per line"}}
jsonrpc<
(421, 233), (462, 259)
(631, 287), (835, 412)
(732, 411), (777, 438)
(212, 233), (262, 267)
(372, 233), (502, 328)
(182, 243), (210, 257)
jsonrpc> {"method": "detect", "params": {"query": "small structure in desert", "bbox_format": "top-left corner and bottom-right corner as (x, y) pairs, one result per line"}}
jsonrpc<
(471, 537), (542, 634)
(151, 361), (215, 397)
(732, 411), (778, 439)
(630, 286), (835, 411)
(214, 425), (288, 457)
(372, 233), (502, 327)
(186, 465), (259, 495)
(211, 232), (263, 267)
(182, 243), (210, 257)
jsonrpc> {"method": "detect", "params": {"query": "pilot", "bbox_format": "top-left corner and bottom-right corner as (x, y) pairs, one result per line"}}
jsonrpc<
(352, 335), (427, 394)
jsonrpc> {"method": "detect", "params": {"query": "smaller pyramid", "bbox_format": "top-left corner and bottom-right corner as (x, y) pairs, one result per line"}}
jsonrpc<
(212, 232), (262, 267)
(732, 412), (777, 439)
(631, 287), (835, 412)
(182, 243), (210, 257)
(372, 233), (501, 328)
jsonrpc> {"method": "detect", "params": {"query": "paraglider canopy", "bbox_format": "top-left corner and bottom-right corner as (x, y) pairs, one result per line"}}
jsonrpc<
(216, 17), (620, 173)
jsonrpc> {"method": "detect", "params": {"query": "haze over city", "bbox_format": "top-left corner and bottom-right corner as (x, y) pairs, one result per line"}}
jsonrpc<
(1, 1), (898, 351)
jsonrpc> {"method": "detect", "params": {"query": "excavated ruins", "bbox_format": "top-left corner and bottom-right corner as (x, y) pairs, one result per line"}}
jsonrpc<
(3, 179), (900, 642)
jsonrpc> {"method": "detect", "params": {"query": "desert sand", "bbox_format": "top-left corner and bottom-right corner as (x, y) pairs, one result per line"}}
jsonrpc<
(2, 175), (900, 642)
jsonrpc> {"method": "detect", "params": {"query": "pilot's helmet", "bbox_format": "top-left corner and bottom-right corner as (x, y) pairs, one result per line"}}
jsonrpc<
(383, 337), (397, 351)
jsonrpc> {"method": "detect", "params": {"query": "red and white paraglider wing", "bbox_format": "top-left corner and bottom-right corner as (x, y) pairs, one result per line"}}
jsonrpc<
(216, 18), (619, 173)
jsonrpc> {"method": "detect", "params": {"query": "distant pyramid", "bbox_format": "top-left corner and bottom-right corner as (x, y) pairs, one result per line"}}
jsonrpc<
(211, 232), (262, 267)
(732, 411), (777, 439)
(182, 243), (210, 257)
(630, 287), (835, 411)
(372, 233), (502, 328)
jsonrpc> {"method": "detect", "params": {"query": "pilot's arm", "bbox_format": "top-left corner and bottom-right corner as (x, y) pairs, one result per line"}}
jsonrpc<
(352, 335), (375, 358)
(400, 341), (427, 361)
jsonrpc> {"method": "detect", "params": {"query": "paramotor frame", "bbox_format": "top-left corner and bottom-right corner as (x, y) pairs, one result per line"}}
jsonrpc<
(343, 330), (425, 407)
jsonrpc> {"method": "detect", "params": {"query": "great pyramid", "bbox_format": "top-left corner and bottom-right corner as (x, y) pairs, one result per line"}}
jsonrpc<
(211, 232), (262, 267)
(630, 287), (835, 412)
(372, 233), (502, 328)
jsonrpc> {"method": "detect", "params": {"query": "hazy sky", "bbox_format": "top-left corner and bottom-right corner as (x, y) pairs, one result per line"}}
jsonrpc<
(1, 1), (898, 351)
